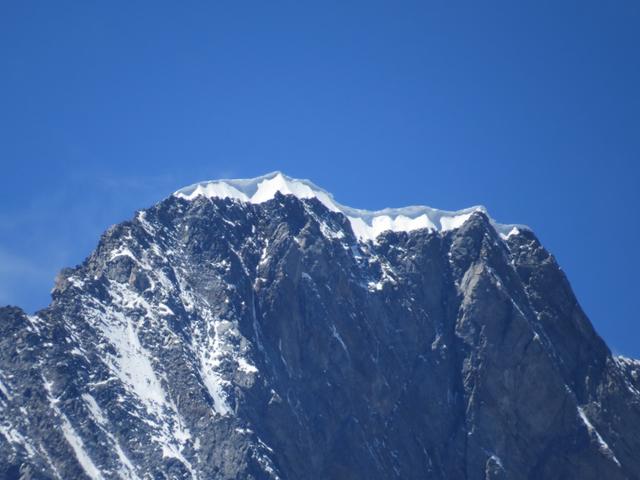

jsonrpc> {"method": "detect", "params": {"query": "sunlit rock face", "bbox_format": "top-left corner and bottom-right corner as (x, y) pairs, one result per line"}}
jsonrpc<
(1, 174), (639, 480)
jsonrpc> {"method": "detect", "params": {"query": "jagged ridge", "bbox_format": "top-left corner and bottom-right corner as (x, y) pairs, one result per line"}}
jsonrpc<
(174, 172), (526, 241)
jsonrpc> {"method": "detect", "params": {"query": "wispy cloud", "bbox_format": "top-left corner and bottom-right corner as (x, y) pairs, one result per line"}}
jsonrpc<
(0, 247), (55, 309)
(0, 167), (235, 310)
(0, 248), (45, 277)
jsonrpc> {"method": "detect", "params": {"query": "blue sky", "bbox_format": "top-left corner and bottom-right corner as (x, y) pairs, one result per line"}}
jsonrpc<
(1, 2), (639, 357)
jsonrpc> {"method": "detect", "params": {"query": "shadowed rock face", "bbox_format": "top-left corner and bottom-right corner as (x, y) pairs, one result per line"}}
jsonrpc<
(1, 193), (639, 479)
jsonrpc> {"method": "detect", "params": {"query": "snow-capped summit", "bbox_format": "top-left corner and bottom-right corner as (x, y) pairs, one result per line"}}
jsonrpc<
(174, 171), (525, 241)
(1, 168), (639, 479)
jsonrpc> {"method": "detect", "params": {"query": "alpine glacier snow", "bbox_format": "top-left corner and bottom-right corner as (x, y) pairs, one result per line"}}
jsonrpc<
(174, 171), (526, 241)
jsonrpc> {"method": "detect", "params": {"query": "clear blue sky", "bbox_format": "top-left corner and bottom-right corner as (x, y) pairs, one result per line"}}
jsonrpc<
(1, 2), (638, 357)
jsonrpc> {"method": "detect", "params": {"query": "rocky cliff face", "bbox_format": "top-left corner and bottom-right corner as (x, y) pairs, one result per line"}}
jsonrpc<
(1, 174), (639, 479)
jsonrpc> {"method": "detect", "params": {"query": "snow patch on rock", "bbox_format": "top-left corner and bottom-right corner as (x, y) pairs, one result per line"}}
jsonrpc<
(577, 407), (621, 467)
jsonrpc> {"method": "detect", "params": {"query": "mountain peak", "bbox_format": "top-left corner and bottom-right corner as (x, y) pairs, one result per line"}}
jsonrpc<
(174, 172), (526, 241)
(1, 170), (638, 479)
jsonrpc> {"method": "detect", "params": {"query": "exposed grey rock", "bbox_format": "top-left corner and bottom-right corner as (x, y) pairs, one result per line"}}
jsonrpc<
(0, 190), (638, 479)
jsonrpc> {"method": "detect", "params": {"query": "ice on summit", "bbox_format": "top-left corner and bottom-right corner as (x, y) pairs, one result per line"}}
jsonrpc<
(174, 172), (526, 241)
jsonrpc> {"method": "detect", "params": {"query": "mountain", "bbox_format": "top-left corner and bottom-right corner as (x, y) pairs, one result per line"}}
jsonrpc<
(1, 171), (639, 479)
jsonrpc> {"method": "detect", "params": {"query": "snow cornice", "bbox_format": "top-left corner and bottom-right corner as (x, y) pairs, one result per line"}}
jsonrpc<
(173, 171), (528, 241)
